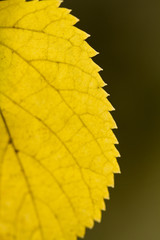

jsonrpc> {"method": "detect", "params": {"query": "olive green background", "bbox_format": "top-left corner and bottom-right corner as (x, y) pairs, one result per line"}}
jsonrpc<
(62, 1), (160, 240)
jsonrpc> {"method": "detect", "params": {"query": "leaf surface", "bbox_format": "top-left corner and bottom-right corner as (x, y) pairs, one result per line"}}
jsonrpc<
(0, 1), (120, 240)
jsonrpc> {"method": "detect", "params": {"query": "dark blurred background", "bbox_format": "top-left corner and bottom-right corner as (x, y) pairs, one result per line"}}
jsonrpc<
(61, 1), (160, 240)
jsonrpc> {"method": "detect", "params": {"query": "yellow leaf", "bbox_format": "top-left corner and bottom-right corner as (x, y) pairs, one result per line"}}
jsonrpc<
(0, 0), (120, 240)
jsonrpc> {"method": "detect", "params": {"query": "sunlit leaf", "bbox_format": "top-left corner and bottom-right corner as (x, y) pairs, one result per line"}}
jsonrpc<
(0, 0), (120, 239)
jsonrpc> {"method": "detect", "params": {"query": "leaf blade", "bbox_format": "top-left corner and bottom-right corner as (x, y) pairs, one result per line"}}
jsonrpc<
(0, 1), (120, 240)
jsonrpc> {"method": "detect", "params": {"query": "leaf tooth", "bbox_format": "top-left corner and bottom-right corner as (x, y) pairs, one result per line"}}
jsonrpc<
(107, 173), (114, 188)
(100, 199), (106, 211)
(93, 208), (102, 223)
(76, 225), (86, 239)
(67, 13), (80, 25)
(113, 161), (121, 174)
(103, 187), (110, 200)
(85, 218), (94, 229)
(81, 41), (99, 58)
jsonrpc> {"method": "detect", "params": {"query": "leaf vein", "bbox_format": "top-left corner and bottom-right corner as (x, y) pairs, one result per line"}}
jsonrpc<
(0, 108), (45, 240)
